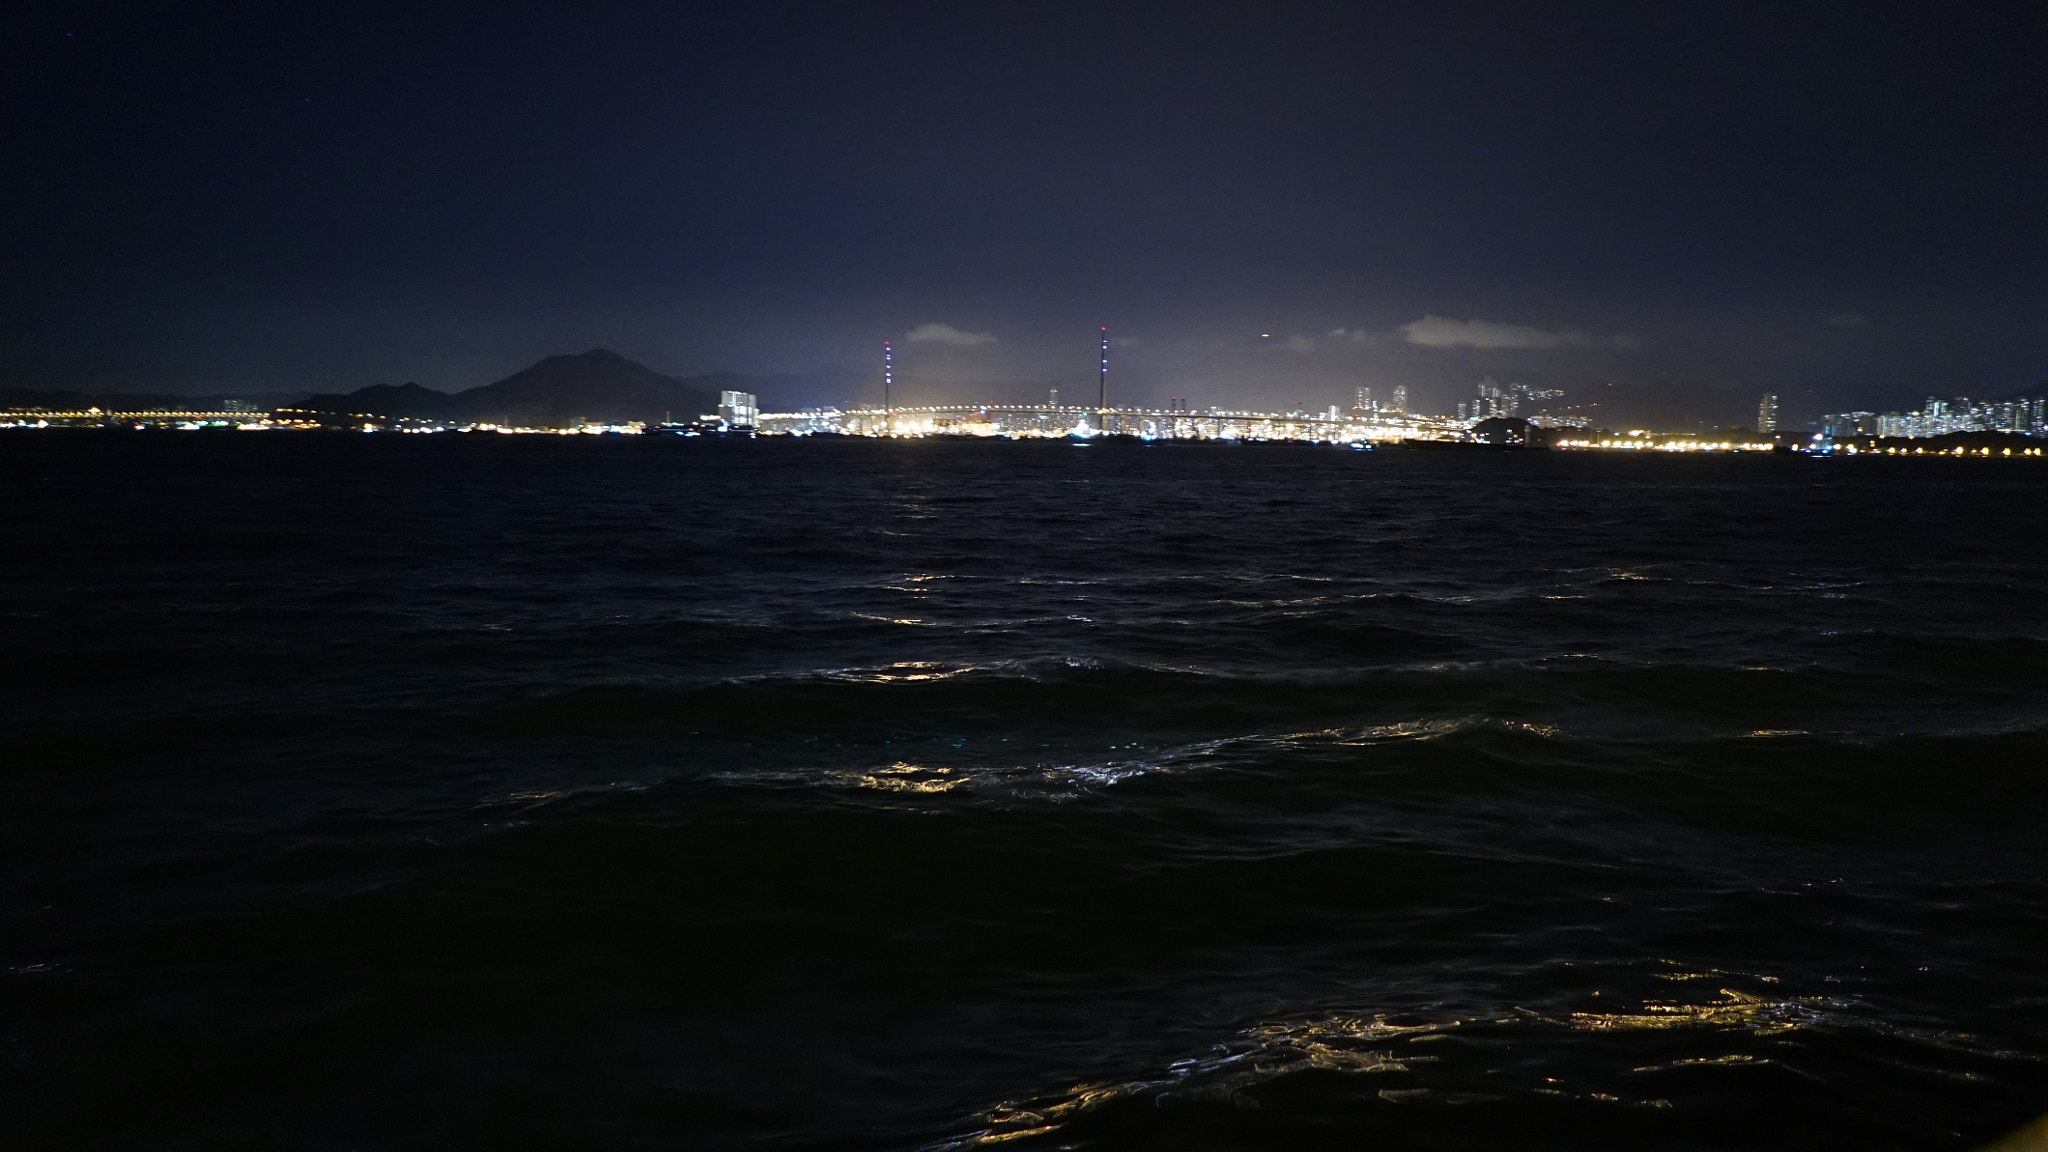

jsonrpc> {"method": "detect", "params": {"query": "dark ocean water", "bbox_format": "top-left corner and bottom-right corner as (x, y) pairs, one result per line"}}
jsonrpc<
(6, 432), (2048, 1151)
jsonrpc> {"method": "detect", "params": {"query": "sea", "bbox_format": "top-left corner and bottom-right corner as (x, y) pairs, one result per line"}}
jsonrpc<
(6, 431), (2047, 1151)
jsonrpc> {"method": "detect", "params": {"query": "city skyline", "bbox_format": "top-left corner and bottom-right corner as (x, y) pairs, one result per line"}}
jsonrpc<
(17, 327), (2040, 437)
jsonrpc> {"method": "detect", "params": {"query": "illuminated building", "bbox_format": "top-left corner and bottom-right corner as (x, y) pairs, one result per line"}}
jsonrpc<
(717, 390), (759, 429)
(1867, 394), (2046, 438)
(1819, 411), (1879, 437)
(1469, 378), (1562, 421)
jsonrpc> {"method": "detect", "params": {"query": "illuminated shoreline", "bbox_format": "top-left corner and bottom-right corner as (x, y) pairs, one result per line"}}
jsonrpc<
(5, 404), (2044, 456)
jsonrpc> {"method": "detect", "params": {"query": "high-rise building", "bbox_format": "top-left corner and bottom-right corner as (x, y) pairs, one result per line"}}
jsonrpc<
(718, 390), (759, 428)
(1820, 411), (1878, 437)
(1390, 385), (1408, 414)
(1474, 378), (1520, 418)
(1865, 392), (2046, 439)
(1757, 393), (1779, 433)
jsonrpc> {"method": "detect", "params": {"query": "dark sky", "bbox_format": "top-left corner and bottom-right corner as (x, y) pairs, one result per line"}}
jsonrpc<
(7, 1), (2046, 424)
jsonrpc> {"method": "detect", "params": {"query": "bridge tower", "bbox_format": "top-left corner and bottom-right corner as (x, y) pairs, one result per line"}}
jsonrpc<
(1099, 327), (1109, 434)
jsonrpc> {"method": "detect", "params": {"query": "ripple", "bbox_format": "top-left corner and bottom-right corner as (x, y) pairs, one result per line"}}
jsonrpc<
(927, 985), (2044, 1150)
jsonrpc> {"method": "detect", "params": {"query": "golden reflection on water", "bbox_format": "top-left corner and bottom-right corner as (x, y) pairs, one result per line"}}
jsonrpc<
(1238, 1014), (1432, 1072)
(845, 762), (964, 793)
(1568, 988), (1815, 1036)
(977, 1082), (1148, 1144)
(1651, 960), (1780, 984)
(936, 989), (1845, 1148)
(1639, 1053), (1770, 1072)
(827, 660), (973, 680)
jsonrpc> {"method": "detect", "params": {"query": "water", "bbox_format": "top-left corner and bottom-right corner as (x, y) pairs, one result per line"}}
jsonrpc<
(5, 432), (2047, 1150)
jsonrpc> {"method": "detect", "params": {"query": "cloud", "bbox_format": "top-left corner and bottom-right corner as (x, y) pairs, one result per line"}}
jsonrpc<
(1399, 315), (1591, 349)
(904, 322), (997, 346)
(1826, 312), (1871, 328)
(1283, 335), (1316, 353)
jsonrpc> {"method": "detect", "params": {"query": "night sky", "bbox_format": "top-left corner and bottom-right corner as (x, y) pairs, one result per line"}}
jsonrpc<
(7, 1), (2046, 424)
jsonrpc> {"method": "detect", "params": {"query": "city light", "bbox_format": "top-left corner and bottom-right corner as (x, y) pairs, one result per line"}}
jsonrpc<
(7, 378), (2043, 459)
(1822, 394), (2048, 439)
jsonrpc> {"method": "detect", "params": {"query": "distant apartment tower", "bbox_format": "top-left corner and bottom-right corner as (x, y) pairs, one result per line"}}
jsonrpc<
(1475, 377), (1518, 418)
(1389, 385), (1408, 414)
(1757, 393), (1779, 433)
(718, 390), (759, 428)
(1820, 411), (1878, 437)
(1873, 393), (2047, 438)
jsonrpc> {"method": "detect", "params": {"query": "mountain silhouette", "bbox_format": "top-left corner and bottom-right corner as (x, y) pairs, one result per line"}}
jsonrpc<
(294, 350), (731, 426)
(294, 382), (463, 420)
(454, 349), (724, 426)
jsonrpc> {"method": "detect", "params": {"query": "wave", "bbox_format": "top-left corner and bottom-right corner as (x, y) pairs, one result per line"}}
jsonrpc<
(431, 644), (2048, 751)
(924, 984), (2047, 1151)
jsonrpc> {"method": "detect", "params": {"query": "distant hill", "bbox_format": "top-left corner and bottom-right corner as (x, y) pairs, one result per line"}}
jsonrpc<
(293, 382), (464, 420)
(5, 351), (856, 426)
(295, 349), (746, 426)
(454, 349), (723, 426)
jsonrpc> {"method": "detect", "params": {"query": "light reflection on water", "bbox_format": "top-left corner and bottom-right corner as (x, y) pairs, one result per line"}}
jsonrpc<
(936, 985), (2040, 1150)
(7, 437), (2048, 1150)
